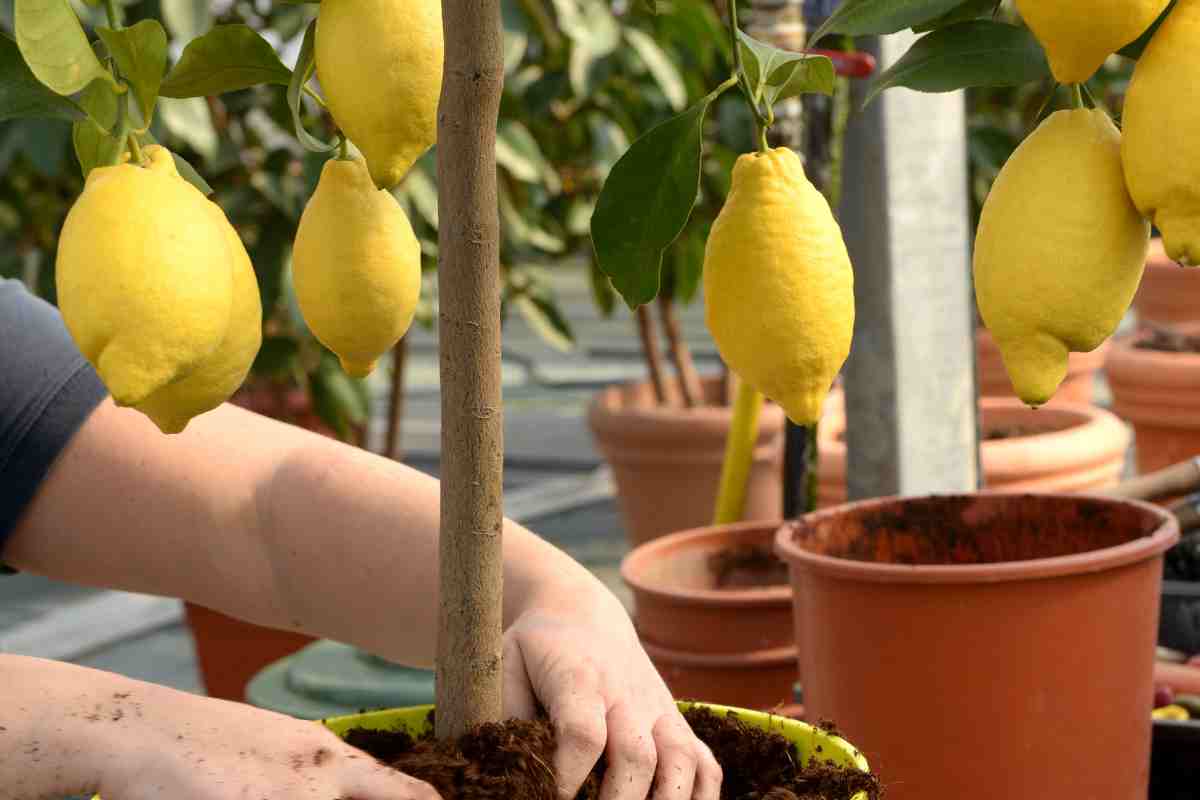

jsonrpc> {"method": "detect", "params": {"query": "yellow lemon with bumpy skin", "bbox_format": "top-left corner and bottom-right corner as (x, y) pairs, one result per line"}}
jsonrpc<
(703, 147), (854, 425)
(293, 156), (421, 377)
(1122, 0), (1200, 265)
(315, 0), (442, 189)
(974, 109), (1149, 407)
(134, 148), (263, 434)
(56, 145), (235, 410)
(1014, 0), (1170, 84)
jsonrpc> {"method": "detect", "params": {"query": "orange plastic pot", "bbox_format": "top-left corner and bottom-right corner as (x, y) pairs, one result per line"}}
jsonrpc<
(1107, 325), (1200, 475)
(817, 398), (1128, 506)
(589, 377), (784, 546)
(1134, 239), (1200, 326)
(776, 493), (1177, 800)
(976, 327), (1106, 405)
(622, 521), (797, 710)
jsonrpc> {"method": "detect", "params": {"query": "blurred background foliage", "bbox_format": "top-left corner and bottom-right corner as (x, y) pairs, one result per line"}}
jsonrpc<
(0, 0), (740, 436)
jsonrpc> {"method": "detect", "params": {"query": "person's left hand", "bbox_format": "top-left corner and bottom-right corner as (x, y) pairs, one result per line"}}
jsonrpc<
(502, 591), (722, 800)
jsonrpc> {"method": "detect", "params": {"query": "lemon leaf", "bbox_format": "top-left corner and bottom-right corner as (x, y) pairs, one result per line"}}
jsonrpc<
(864, 21), (1049, 106)
(625, 28), (686, 111)
(513, 292), (575, 352)
(72, 79), (122, 176)
(591, 82), (729, 309)
(160, 0), (212, 40)
(0, 32), (86, 121)
(96, 21), (167, 125)
(160, 24), (291, 98)
(14, 0), (116, 95)
(911, 0), (999, 33)
(808, 0), (966, 45)
(286, 19), (339, 153)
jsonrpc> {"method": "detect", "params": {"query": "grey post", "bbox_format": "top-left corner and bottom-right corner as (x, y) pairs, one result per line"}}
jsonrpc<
(839, 32), (980, 499)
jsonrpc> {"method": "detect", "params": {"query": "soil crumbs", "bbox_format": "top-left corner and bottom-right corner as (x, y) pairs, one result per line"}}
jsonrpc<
(708, 544), (791, 589)
(343, 706), (879, 800)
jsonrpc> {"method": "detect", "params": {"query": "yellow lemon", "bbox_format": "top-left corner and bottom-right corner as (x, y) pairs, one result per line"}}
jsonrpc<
(293, 156), (421, 377)
(56, 145), (235, 409)
(974, 109), (1149, 406)
(1014, 0), (1171, 84)
(315, 0), (443, 189)
(1122, 0), (1200, 265)
(703, 147), (854, 425)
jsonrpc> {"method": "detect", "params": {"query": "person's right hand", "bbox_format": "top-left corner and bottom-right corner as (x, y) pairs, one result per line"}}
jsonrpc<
(85, 678), (441, 800)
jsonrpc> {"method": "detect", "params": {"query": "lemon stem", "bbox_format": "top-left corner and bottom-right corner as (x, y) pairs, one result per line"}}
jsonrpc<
(727, 0), (771, 151)
(713, 376), (764, 525)
(103, 0), (122, 28)
(1070, 84), (1084, 110)
(337, 136), (349, 160)
(126, 131), (144, 165)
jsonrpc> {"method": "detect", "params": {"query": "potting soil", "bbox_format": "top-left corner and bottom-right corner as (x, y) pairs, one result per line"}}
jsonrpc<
(342, 706), (879, 800)
(708, 544), (790, 589)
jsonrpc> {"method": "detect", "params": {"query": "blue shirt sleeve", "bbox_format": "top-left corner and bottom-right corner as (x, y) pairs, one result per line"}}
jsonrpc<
(0, 279), (107, 562)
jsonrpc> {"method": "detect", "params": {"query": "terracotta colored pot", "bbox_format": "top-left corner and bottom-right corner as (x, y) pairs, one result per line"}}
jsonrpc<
(232, 380), (341, 438)
(1106, 324), (1200, 475)
(1134, 239), (1200, 326)
(184, 602), (316, 701)
(975, 327), (1106, 405)
(776, 493), (1178, 800)
(589, 377), (784, 546)
(817, 397), (1129, 506)
(621, 521), (797, 709)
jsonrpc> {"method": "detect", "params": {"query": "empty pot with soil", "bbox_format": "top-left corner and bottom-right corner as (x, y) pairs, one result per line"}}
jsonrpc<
(588, 377), (785, 546)
(621, 521), (796, 710)
(775, 493), (1177, 800)
(816, 397), (1129, 506)
(1107, 323), (1200, 475)
(327, 702), (878, 799)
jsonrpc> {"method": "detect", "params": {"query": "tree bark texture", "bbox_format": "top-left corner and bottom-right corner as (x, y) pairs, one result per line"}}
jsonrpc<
(435, 0), (506, 739)
(636, 303), (670, 406)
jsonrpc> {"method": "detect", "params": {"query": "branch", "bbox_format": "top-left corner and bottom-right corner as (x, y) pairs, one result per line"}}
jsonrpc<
(635, 304), (670, 406)
(658, 295), (702, 408)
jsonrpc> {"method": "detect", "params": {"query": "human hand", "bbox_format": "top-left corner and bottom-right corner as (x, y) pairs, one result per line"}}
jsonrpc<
(502, 592), (722, 800)
(87, 681), (442, 800)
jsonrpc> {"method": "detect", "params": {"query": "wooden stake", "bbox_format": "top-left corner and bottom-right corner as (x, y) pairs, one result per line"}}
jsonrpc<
(435, 0), (506, 739)
(658, 295), (703, 408)
(636, 304), (670, 405)
(384, 336), (408, 460)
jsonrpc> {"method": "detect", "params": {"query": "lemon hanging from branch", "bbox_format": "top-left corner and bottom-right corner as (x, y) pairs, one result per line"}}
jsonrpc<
(315, 0), (443, 189)
(974, 109), (1149, 407)
(1013, 0), (1171, 84)
(293, 155), (422, 378)
(1122, 0), (1200, 266)
(704, 147), (854, 427)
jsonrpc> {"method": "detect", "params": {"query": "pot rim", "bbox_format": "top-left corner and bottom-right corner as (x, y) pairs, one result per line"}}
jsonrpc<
(1108, 322), (1200, 364)
(640, 640), (798, 668)
(774, 493), (1179, 585)
(621, 520), (793, 606)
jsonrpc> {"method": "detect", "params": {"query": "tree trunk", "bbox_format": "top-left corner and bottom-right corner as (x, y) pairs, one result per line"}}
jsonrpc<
(636, 303), (670, 406)
(385, 336), (408, 460)
(435, 0), (506, 739)
(658, 295), (703, 408)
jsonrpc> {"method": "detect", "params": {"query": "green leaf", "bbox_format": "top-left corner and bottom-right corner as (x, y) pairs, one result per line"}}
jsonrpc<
(496, 119), (560, 192)
(96, 21), (167, 125)
(499, 181), (565, 253)
(168, 147), (212, 193)
(14, 0), (116, 95)
(736, 31), (834, 106)
(625, 28), (686, 111)
(588, 257), (616, 317)
(501, 0), (528, 75)
(763, 52), (835, 105)
(1119, 0), (1176, 60)
(158, 95), (217, 162)
(808, 0), (966, 45)
(551, 0), (619, 53)
(912, 0), (998, 32)
(160, 24), (291, 98)
(514, 292), (574, 352)
(0, 32), (85, 121)
(160, 0), (211, 41)
(287, 20), (339, 153)
(591, 83), (729, 309)
(399, 158), (439, 227)
(865, 21), (1050, 105)
(72, 78), (121, 176)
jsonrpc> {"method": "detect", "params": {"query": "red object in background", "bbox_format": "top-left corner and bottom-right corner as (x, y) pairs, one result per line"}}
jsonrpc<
(805, 49), (877, 79)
